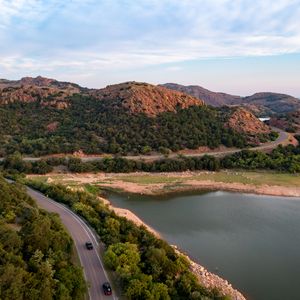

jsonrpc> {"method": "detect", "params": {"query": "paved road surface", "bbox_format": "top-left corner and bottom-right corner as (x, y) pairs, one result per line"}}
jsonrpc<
(26, 187), (116, 300)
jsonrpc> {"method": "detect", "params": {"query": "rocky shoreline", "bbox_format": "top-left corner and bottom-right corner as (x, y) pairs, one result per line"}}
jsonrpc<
(180, 248), (246, 300)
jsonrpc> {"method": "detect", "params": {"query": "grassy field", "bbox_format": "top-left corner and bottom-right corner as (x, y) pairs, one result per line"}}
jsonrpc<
(117, 174), (183, 184)
(116, 171), (300, 187)
(28, 170), (300, 189)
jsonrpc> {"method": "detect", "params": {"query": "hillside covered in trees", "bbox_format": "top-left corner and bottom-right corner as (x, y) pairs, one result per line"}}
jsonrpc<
(0, 177), (86, 299)
(0, 77), (273, 157)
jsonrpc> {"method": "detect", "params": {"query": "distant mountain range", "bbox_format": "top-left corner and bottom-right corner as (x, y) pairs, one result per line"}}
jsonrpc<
(161, 83), (300, 116)
(0, 76), (83, 90)
(2, 77), (298, 116)
(0, 76), (271, 156)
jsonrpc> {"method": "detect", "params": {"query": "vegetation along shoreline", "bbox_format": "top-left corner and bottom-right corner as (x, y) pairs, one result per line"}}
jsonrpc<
(0, 172), (247, 299)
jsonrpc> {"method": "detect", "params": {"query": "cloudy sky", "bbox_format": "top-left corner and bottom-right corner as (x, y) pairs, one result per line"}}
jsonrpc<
(0, 0), (300, 96)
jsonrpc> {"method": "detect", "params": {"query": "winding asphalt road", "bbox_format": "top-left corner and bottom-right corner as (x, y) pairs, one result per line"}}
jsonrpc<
(26, 187), (116, 300)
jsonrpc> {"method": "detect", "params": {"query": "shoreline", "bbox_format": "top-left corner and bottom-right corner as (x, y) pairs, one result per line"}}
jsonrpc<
(100, 195), (246, 300)
(100, 196), (161, 238)
(29, 170), (300, 198)
(100, 179), (300, 198)
(95, 171), (300, 198)
(26, 170), (300, 300)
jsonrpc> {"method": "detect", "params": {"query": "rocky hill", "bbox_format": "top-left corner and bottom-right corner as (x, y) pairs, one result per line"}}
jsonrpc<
(0, 75), (82, 89)
(0, 76), (272, 156)
(242, 93), (300, 115)
(0, 78), (204, 116)
(161, 83), (300, 115)
(227, 107), (271, 135)
(160, 83), (242, 107)
(90, 81), (205, 116)
(0, 76), (81, 109)
(269, 110), (300, 133)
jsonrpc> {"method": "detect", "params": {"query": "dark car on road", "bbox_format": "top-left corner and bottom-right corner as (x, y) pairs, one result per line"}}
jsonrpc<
(85, 242), (93, 250)
(102, 282), (112, 295)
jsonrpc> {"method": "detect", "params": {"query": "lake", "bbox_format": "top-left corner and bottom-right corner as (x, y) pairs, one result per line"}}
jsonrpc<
(106, 190), (300, 300)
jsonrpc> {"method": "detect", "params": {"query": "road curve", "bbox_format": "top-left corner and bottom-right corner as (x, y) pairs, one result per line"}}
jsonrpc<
(78, 126), (292, 162)
(26, 187), (116, 300)
(0, 127), (292, 163)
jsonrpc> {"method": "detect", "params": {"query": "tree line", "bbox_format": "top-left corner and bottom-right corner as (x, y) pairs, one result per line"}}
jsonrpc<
(1, 136), (300, 174)
(0, 177), (86, 300)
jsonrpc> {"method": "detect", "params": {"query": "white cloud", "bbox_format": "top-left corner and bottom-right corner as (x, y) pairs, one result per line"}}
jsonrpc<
(0, 0), (300, 83)
(0, 0), (65, 25)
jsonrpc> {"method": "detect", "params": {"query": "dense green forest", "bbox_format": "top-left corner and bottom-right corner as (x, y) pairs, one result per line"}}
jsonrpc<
(21, 179), (230, 300)
(0, 177), (86, 299)
(0, 95), (253, 156)
(59, 140), (300, 173)
(2, 136), (300, 174)
(221, 143), (300, 173)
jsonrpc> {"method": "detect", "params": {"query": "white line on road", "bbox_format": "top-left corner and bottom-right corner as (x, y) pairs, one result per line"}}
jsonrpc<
(28, 188), (117, 300)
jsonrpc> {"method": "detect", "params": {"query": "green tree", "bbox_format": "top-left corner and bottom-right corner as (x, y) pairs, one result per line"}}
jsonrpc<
(104, 242), (140, 278)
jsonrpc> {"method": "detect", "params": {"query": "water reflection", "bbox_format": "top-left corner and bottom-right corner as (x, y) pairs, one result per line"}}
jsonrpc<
(106, 191), (300, 300)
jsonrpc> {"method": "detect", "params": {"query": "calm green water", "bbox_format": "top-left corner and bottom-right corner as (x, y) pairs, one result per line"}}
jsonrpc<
(106, 190), (300, 300)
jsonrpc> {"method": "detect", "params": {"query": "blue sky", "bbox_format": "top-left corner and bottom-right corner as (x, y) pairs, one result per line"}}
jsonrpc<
(0, 0), (300, 96)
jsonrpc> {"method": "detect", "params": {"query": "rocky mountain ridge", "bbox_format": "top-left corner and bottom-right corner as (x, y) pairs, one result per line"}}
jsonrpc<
(0, 77), (205, 116)
(160, 83), (242, 107)
(161, 83), (300, 115)
(0, 76), (81, 109)
(0, 75), (82, 89)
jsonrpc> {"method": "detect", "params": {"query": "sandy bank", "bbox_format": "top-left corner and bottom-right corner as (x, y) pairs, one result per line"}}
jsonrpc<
(180, 180), (300, 198)
(100, 196), (160, 238)
(98, 177), (300, 198)
(29, 170), (300, 198)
